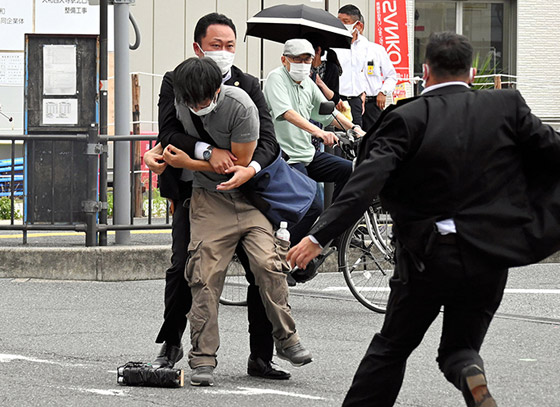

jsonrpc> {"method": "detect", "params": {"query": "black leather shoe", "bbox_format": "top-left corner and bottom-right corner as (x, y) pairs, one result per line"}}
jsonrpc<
(152, 342), (184, 369)
(247, 356), (291, 380)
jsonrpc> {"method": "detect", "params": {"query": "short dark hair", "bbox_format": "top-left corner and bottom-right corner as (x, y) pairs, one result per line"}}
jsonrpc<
(194, 13), (237, 44)
(425, 32), (473, 78)
(338, 4), (362, 22)
(173, 57), (222, 107)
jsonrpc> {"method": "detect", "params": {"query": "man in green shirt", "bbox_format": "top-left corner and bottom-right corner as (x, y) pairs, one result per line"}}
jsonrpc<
(263, 38), (364, 246)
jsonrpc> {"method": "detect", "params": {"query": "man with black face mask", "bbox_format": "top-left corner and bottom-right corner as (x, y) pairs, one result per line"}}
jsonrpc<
(144, 13), (290, 381)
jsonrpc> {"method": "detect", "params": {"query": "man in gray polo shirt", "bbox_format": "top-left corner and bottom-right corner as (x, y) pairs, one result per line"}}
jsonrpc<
(162, 57), (311, 387)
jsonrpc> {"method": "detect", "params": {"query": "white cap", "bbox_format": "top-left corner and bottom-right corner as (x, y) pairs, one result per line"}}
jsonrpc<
(283, 39), (314, 57)
(280, 221), (288, 228)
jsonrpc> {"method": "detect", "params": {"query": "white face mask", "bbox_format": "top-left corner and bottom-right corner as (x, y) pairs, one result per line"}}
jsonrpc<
(197, 44), (235, 75)
(344, 21), (358, 34)
(287, 62), (311, 82)
(189, 97), (217, 116)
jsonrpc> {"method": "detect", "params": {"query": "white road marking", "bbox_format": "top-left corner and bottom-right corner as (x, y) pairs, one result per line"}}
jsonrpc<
(74, 388), (127, 397)
(204, 386), (327, 400)
(322, 287), (389, 292)
(322, 287), (560, 294)
(0, 353), (87, 367)
(503, 289), (560, 294)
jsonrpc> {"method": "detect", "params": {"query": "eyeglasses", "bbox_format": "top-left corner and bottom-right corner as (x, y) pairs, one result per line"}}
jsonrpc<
(285, 55), (313, 64)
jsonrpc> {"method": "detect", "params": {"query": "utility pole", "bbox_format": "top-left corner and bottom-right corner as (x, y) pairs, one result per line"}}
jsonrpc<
(113, 0), (132, 244)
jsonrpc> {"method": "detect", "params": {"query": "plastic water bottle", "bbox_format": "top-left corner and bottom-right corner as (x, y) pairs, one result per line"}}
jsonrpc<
(276, 221), (290, 242)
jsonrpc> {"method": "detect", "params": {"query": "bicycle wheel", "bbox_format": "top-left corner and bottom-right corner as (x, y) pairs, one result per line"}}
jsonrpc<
(219, 253), (248, 306)
(338, 203), (394, 313)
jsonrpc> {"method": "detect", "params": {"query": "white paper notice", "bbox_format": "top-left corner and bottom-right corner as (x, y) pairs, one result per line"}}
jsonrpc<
(0, 53), (24, 86)
(42, 98), (78, 125)
(43, 44), (77, 95)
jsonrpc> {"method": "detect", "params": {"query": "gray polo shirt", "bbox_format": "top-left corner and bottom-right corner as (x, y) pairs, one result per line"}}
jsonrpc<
(175, 84), (259, 192)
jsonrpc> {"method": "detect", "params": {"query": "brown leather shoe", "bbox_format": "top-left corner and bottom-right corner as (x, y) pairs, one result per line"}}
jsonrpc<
(460, 364), (497, 407)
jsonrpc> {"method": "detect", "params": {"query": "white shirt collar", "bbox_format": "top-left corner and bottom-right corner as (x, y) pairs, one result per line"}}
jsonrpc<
(221, 69), (232, 84)
(421, 81), (469, 95)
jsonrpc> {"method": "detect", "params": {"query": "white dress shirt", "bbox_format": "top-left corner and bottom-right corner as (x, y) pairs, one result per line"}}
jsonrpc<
(363, 42), (397, 97)
(334, 34), (369, 97)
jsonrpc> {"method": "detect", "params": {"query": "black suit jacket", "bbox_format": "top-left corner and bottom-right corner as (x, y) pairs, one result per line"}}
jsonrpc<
(310, 84), (560, 271)
(156, 65), (279, 201)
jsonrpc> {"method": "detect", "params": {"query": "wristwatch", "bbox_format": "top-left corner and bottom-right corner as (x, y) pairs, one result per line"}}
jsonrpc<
(202, 145), (214, 161)
(381, 90), (389, 96)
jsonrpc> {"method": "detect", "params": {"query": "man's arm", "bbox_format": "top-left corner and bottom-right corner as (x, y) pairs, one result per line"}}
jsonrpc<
(162, 144), (213, 172)
(377, 45), (397, 110)
(283, 109), (338, 146)
(143, 143), (167, 175)
(157, 72), (197, 154)
(231, 140), (257, 167)
(314, 113), (410, 242)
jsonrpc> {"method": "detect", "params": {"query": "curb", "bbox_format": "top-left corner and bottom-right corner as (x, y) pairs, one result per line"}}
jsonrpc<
(0, 246), (171, 281)
(0, 246), (558, 282)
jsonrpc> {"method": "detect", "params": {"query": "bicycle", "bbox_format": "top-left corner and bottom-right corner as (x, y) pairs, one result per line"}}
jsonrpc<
(219, 127), (395, 313)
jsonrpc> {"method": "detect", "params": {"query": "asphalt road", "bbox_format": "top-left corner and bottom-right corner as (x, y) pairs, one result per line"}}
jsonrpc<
(1, 263), (559, 407)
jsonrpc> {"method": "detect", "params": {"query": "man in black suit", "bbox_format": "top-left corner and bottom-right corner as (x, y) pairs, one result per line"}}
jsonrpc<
(288, 32), (560, 406)
(144, 13), (289, 380)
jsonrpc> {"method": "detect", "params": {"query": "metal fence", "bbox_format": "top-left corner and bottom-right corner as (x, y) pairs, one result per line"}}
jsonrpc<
(0, 128), (170, 246)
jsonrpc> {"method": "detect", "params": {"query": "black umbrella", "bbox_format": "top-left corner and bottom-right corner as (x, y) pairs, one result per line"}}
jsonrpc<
(246, 4), (352, 49)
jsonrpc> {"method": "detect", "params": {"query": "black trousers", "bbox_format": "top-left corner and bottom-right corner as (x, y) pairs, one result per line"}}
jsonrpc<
(362, 99), (382, 133)
(155, 198), (274, 361)
(341, 96), (363, 127)
(289, 151), (353, 245)
(342, 238), (508, 406)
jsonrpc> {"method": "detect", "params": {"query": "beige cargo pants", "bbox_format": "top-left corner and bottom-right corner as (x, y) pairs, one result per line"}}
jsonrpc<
(186, 188), (300, 368)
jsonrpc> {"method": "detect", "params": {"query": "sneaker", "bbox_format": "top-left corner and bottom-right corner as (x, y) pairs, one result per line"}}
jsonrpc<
(190, 366), (214, 386)
(247, 356), (291, 380)
(460, 364), (497, 407)
(152, 342), (183, 369)
(276, 342), (312, 367)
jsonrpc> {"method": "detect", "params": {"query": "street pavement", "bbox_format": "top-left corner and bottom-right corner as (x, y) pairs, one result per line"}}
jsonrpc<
(1, 263), (559, 407)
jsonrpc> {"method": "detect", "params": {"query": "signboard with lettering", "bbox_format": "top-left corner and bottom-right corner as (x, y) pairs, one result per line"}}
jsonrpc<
(36, 0), (99, 34)
(0, 2), (33, 51)
(374, 0), (410, 84)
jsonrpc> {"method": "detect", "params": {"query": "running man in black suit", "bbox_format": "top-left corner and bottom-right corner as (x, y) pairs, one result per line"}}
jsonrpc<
(144, 13), (289, 380)
(288, 32), (560, 406)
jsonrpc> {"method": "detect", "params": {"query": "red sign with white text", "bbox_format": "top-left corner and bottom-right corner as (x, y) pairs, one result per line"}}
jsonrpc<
(375, 0), (410, 84)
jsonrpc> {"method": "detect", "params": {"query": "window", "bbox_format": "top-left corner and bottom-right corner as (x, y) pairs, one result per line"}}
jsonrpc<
(414, 1), (515, 80)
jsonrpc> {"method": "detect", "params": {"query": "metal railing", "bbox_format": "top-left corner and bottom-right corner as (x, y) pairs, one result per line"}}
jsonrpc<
(0, 128), (171, 246)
